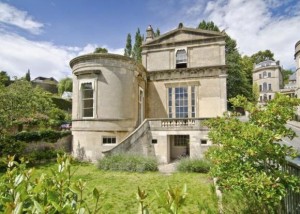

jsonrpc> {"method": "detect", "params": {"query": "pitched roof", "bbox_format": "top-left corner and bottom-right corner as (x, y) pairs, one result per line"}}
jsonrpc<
(142, 26), (225, 47)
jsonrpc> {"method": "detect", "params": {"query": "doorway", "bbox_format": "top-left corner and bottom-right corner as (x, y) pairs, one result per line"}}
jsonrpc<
(169, 135), (190, 160)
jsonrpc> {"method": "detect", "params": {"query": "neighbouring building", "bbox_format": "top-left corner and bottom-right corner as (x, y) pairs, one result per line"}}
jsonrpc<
(295, 40), (300, 96)
(70, 25), (227, 163)
(32, 76), (58, 94)
(253, 60), (283, 103)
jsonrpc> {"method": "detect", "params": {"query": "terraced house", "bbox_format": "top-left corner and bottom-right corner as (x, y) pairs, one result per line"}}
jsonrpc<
(70, 25), (227, 163)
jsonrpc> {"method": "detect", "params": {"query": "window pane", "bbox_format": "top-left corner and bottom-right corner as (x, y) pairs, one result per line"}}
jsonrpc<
(83, 90), (93, 98)
(83, 108), (93, 117)
(83, 100), (93, 108)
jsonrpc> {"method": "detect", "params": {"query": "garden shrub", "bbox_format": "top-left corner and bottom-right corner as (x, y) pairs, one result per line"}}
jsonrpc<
(176, 158), (211, 173)
(0, 154), (101, 213)
(98, 154), (158, 172)
(13, 130), (71, 142)
(0, 135), (26, 158)
(26, 146), (64, 163)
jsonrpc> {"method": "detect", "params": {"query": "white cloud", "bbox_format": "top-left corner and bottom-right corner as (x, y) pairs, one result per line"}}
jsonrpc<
(0, 31), (76, 80)
(0, 30), (125, 81)
(0, 2), (43, 34)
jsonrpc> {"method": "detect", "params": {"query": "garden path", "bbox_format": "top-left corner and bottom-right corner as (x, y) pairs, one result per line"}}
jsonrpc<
(158, 161), (177, 175)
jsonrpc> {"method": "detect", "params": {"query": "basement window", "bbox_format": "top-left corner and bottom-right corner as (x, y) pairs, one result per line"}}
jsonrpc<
(152, 139), (157, 144)
(201, 139), (207, 145)
(103, 136), (116, 144)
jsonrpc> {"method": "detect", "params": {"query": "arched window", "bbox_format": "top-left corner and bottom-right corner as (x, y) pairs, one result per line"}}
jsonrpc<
(176, 49), (187, 68)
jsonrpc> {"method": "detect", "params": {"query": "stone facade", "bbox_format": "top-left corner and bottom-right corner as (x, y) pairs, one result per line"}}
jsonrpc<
(295, 41), (300, 90)
(70, 54), (146, 160)
(253, 60), (283, 103)
(70, 25), (227, 163)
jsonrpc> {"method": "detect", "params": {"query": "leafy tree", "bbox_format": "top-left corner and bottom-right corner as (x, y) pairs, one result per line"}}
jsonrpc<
(0, 79), (54, 131)
(132, 28), (143, 63)
(251, 49), (275, 64)
(198, 20), (220, 31)
(58, 77), (72, 95)
(25, 69), (31, 81)
(197, 20), (252, 101)
(241, 55), (254, 85)
(94, 47), (108, 53)
(282, 69), (294, 85)
(124, 33), (132, 57)
(206, 94), (300, 213)
(0, 71), (10, 86)
(154, 28), (160, 37)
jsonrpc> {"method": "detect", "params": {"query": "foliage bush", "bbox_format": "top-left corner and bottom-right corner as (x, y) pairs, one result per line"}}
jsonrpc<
(52, 97), (72, 111)
(13, 130), (71, 142)
(26, 147), (64, 163)
(98, 154), (158, 172)
(0, 154), (101, 213)
(0, 135), (26, 158)
(206, 94), (300, 212)
(176, 158), (211, 173)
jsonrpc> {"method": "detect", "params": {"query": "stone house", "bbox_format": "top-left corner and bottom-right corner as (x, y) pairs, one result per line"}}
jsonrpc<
(253, 60), (283, 103)
(70, 25), (227, 163)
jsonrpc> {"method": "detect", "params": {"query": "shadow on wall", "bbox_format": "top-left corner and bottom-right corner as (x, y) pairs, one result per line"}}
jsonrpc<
(147, 82), (167, 118)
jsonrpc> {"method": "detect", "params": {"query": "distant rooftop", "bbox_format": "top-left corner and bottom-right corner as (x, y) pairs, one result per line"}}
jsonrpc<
(254, 60), (280, 69)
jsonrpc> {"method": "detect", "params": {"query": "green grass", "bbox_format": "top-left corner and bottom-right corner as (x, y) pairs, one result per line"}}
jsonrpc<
(33, 162), (217, 213)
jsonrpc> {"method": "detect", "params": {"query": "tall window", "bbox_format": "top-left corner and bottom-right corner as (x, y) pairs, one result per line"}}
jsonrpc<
(176, 49), (187, 68)
(175, 87), (188, 118)
(82, 82), (93, 117)
(191, 86), (195, 118)
(168, 88), (173, 118)
(263, 82), (267, 92)
(168, 86), (196, 118)
(268, 84), (272, 91)
(268, 72), (271, 77)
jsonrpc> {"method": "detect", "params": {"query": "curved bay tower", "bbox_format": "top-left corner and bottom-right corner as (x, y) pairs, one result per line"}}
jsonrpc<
(70, 54), (146, 160)
(70, 24), (227, 163)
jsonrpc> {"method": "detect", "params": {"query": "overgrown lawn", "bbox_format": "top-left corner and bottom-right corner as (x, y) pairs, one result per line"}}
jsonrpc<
(33, 162), (216, 213)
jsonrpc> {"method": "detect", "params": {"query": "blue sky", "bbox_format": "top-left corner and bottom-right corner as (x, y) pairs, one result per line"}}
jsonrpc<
(1, 0), (300, 80)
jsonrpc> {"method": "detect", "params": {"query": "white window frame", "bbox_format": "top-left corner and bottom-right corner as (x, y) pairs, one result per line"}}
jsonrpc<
(102, 136), (116, 145)
(175, 47), (187, 68)
(167, 83), (198, 119)
(79, 79), (96, 118)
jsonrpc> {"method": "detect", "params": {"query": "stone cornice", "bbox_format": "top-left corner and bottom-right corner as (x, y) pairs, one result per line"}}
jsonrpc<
(142, 36), (225, 50)
(147, 65), (227, 81)
(70, 53), (147, 78)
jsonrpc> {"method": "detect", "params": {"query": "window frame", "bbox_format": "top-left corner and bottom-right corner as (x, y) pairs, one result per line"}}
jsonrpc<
(102, 136), (116, 145)
(173, 135), (189, 147)
(81, 81), (94, 118)
(175, 48), (187, 68)
(167, 83), (198, 119)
